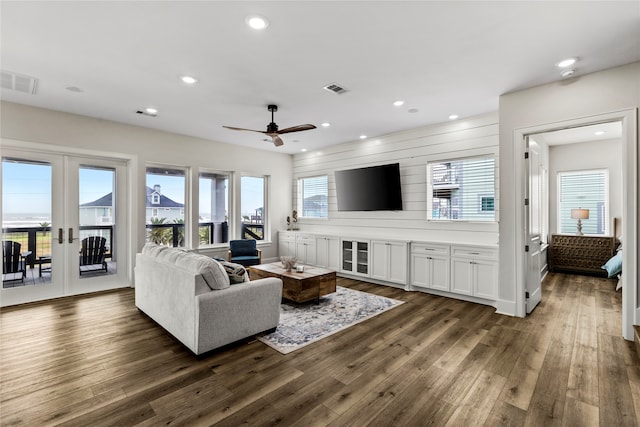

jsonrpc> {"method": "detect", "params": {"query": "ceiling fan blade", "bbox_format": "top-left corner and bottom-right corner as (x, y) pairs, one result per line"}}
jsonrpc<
(276, 124), (317, 134)
(272, 136), (284, 147)
(222, 125), (266, 134)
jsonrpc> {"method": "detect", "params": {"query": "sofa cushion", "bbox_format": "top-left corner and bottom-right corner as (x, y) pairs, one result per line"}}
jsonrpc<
(176, 252), (230, 290)
(157, 248), (185, 264)
(142, 242), (168, 257)
(219, 261), (248, 284)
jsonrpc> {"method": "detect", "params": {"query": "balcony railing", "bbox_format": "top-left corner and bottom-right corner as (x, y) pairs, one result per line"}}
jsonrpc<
(2, 225), (113, 268)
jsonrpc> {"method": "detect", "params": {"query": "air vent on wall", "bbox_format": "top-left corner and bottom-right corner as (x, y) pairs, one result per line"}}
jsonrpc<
(1, 70), (38, 95)
(322, 82), (348, 94)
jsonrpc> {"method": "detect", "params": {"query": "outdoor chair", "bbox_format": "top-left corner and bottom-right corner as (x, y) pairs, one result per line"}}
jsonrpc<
(228, 239), (262, 267)
(2, 240), (30, 284)
(79, 236), (108, 275)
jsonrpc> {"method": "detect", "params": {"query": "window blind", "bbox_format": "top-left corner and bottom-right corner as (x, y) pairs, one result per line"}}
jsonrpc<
(299, 175), (328, 218)
(427, 156), (495, 221)
(558, 169), (608, 235)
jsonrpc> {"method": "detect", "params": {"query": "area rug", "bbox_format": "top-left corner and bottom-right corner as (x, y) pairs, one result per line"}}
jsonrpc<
(257, 286), (404, 354)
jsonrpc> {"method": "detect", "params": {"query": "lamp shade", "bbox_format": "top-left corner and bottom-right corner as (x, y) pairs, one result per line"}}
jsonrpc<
(571, 208), (590, 220)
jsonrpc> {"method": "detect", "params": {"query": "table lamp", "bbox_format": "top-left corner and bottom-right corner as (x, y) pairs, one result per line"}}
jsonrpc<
(571, 208), (589, 235)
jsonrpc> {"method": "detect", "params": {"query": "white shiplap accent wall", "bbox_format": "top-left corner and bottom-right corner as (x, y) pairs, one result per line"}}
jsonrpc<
(292, 112), (499, 245)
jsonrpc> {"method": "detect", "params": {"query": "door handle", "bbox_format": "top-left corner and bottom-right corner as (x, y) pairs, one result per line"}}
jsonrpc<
(58, 228), (64, 244)
(69, 228), (74, 244)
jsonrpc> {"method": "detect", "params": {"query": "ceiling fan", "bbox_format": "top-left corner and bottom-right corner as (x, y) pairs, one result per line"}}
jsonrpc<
(223, 104), (316, 147)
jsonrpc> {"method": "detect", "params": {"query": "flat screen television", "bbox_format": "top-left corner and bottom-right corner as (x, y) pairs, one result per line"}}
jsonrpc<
(335, 163), (403, 211)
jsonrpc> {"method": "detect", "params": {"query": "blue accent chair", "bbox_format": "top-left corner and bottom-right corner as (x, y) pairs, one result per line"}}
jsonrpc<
(228, 239), (262, 267)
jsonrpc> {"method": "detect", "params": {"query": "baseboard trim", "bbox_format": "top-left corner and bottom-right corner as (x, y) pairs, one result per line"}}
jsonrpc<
(495, 299), (518, 317)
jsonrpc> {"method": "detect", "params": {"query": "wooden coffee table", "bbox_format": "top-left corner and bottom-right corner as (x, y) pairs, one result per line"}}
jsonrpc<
(249, 262), (337, 304)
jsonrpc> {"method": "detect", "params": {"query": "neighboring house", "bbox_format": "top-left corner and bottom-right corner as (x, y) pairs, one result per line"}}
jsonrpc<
(81, 184), (184, 226)
(145, 185), (184, 223)
(79, 193), (114, 226)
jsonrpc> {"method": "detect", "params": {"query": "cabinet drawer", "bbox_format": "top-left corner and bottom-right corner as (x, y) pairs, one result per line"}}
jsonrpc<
(296, 234), (316, 244)
(451, 245), (497, 260)
(279, 232), (296, 242)
(411, 243), (450, 256)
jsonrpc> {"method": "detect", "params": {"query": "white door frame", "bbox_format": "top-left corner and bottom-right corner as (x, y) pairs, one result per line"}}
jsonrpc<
(513, 109), (637, 340)
(1, 138), (137, 305)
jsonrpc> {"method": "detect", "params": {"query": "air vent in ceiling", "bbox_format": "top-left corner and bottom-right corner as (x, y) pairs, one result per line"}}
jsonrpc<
(1, 70), (38, 95)
(322, 82), (348, 95)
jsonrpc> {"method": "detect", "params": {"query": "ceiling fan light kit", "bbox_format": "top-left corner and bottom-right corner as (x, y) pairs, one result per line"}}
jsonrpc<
(223, 104), (316, 147)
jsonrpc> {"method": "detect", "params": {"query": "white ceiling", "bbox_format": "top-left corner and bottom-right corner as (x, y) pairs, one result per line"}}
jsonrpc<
(1, 1), (639, 154)
(532, 121), (623, 146)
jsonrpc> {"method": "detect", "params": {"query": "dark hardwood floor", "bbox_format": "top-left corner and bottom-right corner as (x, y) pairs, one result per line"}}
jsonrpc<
(1, 273), (639, 426)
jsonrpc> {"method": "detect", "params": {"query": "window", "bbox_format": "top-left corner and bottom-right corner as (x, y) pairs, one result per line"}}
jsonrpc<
(558, 169), (608, 235)
(199, 171), (230, 245)
(241, 175), (266, 240)
(298, 175), (328, 219)
(427, 156), (496, 221)
(145, 166), (186, 247)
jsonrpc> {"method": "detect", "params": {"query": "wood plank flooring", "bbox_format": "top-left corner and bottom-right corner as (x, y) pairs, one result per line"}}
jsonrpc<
(1, 273), (638, 426)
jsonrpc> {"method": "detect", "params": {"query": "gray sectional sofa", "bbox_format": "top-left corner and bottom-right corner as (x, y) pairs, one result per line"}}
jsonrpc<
(134, 243), (282, 355)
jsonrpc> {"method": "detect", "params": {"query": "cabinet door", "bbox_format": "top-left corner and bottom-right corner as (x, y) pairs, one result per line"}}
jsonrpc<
(388, 242), (407, 284)
(474, 260), (498, 299)
(342, 240), (354, 273)
(279, 237), (295, 258)
(326, 237), (340, 270)
(411, 254), (429, 288)
(451, 258), (473, 295)
(355, 241), (370, 276)
(316, 237), (328, 267)
(430, 256), (450, 291)
(295, 235), (316, 265)
(370, 240), (390, 281)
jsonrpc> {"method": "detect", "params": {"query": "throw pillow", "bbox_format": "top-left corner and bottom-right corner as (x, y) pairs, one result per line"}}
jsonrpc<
(219, 261), (248, 284)
(601, 251), (623, 278)
(176, 252), (230, 290)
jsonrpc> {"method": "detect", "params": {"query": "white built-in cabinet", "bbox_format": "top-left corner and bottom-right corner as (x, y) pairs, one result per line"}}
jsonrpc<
(341, 239), (370, 277)
(411, 242), (497, 301)
(371, 240), (408, 285)
(316, 235), (340, 270)
(410, 243), (450, 292)
(449, 245), (498, 299)
(278, 232), (296, 258)
(278, 231), (498, 305)
(295, 234), (317, 265)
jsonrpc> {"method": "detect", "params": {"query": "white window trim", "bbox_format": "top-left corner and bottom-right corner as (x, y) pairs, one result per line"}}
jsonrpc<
(240, 174), (269, 241)
(426, 154), (497, 223)
(556, 168), (609, 236)
(297, 175), (329, 220)
(197, 169), (233, 248)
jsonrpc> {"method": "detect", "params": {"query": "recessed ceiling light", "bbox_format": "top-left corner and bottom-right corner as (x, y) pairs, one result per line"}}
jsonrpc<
(181, 76), (198, 84)
(594, 130), (606, 136)
(246, 15), (268, 30)
(321, 122), (331, 127)
(448, 114), (459, 120)
(301, 148), (307, 152)
(393, 100), (404, 107)
(145, 107), (158, 115)
(561, 69), (576, 79)
(359, 135), (367, 139)
(557, 58), (577, 68)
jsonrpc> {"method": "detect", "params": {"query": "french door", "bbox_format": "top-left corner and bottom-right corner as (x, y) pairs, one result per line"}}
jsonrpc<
(1, 148), (129, 306)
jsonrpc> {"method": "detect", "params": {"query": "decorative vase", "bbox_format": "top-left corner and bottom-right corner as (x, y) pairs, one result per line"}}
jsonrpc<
(280, 256), (297, 272)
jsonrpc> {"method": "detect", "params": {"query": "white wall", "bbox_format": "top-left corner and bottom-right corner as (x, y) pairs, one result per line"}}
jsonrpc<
(499, 61), (639, 337)
(292, 112), (499, 245)
(549, 138), (623, 235)
(0, 101), (293, 265)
